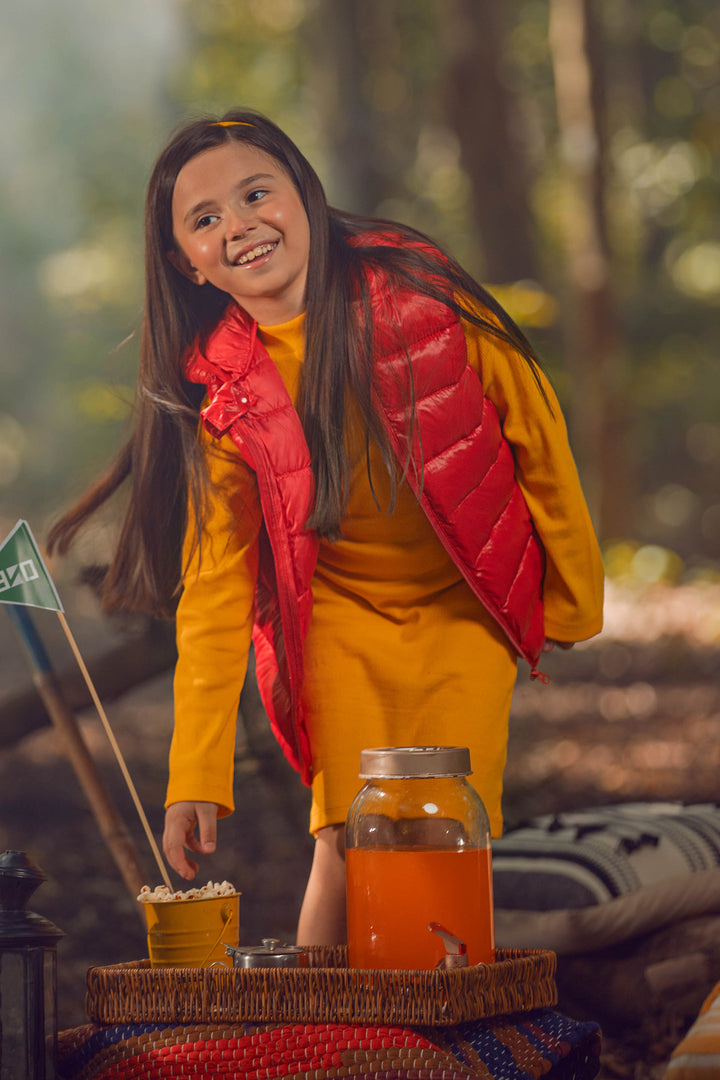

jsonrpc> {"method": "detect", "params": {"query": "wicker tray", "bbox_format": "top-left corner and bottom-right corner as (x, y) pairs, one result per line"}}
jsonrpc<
(85, 945), (556, 1027)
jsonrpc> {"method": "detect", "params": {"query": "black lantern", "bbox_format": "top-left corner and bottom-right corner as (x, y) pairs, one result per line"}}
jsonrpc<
(0, 850), (64, 1079)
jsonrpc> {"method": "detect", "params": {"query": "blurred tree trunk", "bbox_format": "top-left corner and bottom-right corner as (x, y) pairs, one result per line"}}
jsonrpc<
(441, 0), (539, 281)
(548, 0), (631, 539)
(304, 0), (386, 214)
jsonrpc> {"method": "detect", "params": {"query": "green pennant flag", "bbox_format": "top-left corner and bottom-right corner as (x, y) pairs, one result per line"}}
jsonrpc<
(0, 520), (64, 612)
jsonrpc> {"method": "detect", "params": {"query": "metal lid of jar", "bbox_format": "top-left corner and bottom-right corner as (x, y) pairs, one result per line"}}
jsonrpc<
(359, 746), (472, 779)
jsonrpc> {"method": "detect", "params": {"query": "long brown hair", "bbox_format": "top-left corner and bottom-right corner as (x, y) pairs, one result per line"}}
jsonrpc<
(48, 108), (546, 616)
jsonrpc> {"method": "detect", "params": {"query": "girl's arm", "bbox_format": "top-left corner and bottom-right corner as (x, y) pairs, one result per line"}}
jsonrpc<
(165, 429), (261, 859)
(463, 318), (604, 644)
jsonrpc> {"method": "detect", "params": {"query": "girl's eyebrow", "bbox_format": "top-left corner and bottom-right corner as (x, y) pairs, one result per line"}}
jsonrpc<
(182, 173), (275, 225)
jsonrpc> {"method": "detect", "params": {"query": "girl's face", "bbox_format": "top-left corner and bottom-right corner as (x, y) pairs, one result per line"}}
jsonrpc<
(169, 141), (310, 325)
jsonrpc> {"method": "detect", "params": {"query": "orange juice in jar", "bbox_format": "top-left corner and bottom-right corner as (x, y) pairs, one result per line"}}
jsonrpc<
(345, 747), (494, 970)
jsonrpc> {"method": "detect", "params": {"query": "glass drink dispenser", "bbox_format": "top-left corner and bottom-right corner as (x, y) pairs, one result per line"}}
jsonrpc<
(345, 746), (495, 970)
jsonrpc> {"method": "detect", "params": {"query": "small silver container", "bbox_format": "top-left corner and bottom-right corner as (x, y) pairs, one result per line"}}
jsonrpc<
(225, 938), (309, 969)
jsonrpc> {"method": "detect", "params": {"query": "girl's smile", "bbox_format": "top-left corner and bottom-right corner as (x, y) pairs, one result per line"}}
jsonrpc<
(169, 142), (310, 325)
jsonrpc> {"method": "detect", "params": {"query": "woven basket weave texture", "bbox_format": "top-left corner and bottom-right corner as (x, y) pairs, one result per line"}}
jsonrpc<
(85, 945), (557, 1027)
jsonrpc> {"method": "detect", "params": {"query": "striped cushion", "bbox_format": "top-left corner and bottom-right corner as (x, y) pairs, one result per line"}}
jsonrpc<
(493, 803), (720, 909)
(492, 803), (720, 954)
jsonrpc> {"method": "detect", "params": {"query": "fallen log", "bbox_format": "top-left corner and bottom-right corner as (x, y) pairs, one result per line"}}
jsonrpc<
(0, 620), (176, 748)
(556, 912), (720, 1057)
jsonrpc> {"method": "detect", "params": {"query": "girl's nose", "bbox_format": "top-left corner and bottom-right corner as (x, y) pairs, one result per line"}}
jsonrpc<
(225, 206), (253, 238)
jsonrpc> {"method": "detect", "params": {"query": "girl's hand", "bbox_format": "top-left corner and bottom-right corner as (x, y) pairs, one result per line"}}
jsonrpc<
(163, 801), (219, 880)
(542, 638), (575, 653)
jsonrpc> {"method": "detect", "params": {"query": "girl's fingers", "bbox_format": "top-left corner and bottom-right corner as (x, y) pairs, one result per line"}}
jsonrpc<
(543, 638), (576, 653)
(194, 802), (219, 854)
(163, 802), (219, 882)
(163, 802), (202, 878)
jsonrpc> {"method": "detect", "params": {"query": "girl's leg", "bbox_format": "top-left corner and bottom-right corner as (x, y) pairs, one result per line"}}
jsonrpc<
(296, 823), (347, 945)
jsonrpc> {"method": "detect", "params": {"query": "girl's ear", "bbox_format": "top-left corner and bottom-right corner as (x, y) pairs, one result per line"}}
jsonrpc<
(166, 248), (208, 286)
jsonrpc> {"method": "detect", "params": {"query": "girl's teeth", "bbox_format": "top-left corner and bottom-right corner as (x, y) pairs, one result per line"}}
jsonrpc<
(237, 243), (275, 265)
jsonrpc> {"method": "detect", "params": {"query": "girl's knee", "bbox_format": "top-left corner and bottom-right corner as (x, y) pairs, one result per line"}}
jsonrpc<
(314, 823), (345, 863)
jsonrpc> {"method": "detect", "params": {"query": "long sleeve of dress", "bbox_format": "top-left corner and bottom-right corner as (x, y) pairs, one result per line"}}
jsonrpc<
(463, 319), (604, 643)
(165, 431), (262, 816)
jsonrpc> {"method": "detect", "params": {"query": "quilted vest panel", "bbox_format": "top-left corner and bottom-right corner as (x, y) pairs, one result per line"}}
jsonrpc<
(185, 275), (546, 781)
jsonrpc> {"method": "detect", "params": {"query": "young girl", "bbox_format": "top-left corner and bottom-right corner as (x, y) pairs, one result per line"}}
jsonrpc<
(48, 108), (604, 945)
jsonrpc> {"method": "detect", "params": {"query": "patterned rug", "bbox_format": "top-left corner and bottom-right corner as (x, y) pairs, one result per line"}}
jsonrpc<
(57, 1009), (601, 1079)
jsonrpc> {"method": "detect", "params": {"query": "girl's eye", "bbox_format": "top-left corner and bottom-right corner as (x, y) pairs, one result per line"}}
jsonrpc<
(196, 213), (219, 229)
(247, 188), (269, 203)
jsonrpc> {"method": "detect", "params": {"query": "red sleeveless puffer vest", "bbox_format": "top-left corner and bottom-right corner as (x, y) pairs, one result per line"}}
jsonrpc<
(185, 272), (545, 784)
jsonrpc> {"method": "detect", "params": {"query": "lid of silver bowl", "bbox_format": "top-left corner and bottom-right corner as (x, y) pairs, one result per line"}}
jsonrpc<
(225, 938), (309, 967)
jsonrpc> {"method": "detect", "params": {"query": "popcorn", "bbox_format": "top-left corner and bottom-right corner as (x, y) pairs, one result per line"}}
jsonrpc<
(137, 880), (237, 902)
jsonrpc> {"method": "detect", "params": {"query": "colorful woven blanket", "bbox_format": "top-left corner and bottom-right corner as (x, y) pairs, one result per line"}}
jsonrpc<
(57, 1010), (601, 1079)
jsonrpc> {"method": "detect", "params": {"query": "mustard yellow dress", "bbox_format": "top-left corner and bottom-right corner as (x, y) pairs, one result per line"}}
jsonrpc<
(167, 313), (604, 836)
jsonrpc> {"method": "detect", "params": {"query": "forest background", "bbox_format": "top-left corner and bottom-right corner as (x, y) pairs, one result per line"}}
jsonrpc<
(2, 0), (719, 569)
(0, 1), (719, 1073)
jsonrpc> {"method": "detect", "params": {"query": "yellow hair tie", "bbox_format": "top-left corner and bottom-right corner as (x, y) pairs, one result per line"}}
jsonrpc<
(213, 121), (254, 127)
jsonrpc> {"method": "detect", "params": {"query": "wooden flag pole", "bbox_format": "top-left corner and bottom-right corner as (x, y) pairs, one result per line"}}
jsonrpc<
(6, 604), (149, 920)
(57, 612), (173, 891)
(0, 519), (172, 891)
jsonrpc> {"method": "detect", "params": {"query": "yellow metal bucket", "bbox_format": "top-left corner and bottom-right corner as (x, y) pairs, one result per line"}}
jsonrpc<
(143, 894), (240, 968)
